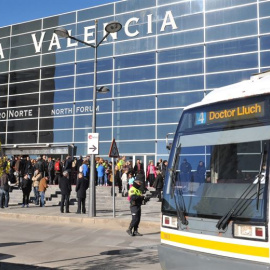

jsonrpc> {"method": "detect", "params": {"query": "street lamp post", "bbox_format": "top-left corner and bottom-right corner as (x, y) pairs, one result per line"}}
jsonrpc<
(55, 20), (122, 217)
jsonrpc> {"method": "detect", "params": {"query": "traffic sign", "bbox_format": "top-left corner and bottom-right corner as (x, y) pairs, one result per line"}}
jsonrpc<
(88, 133), (99, 155)
(108, 139), (119, 158)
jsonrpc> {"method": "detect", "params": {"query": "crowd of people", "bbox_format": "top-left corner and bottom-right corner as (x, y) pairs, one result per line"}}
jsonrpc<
(0, 155), (167, 213)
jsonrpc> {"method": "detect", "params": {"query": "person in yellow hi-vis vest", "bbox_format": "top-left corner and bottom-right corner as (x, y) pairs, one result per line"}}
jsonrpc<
(126, 180), (144, 236)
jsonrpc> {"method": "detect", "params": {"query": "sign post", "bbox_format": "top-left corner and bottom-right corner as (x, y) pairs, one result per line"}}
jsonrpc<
(108, 139), (120, 218)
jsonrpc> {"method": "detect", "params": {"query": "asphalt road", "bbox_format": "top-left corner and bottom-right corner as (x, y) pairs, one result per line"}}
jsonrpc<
(0, 218), (162, 270)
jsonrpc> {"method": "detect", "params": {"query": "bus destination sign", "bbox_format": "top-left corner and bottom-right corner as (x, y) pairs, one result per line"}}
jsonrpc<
(195, 102), (265, 125)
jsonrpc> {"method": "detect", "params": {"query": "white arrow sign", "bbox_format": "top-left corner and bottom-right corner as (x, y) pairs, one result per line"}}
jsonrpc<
(87, 133), (99, 155)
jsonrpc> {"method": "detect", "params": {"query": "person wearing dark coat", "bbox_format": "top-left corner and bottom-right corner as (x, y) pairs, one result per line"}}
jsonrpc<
(76, 172), (89, 214)
(21, 173), (32, 207)
(59, 171), (72, 213)
(154, 170), (164, 202)
(64, 156), (73, 180)
(135, 170), (146, 193)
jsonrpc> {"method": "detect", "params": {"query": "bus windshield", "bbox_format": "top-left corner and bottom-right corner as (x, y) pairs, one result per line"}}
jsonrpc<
(163, 95), (270, 222)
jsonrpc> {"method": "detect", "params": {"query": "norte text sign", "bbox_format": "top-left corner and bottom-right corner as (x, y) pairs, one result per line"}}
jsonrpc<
(88, 133), (99, 155)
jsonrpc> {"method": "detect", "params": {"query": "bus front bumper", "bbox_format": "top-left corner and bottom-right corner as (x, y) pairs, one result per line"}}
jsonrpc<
(158, 244), (269, 270)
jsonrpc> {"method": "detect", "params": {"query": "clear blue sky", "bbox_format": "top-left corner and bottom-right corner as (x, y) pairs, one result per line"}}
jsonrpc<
(0, 0), (119, 27)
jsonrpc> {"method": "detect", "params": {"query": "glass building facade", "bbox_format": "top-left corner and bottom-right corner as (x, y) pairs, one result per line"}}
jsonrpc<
(0, 0), (268, 162)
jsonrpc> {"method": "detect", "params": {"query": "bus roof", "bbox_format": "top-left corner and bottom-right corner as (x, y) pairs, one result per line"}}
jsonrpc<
(186, 70), (270, 110)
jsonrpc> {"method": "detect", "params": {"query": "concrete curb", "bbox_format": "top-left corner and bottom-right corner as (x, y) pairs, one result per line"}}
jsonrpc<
(0, 212), (161, 230)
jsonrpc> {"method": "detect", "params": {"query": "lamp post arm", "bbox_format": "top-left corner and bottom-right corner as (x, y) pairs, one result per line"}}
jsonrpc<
(96, 32), (110, 48)
(68, 35), (96, 49)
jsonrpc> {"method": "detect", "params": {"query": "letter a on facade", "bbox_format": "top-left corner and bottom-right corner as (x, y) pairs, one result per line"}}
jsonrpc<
(109, 139), (119, 158)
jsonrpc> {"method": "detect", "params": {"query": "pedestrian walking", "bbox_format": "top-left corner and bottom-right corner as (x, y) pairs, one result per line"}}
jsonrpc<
(32, 169), (42, 205)
(39, 176), (48, 207)
(21, 173), (32, 208)
(76, 172), (89, 214)
(59, 171), (72, 213)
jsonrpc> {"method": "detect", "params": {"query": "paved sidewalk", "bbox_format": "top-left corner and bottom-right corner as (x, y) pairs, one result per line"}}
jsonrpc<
(0, 201), (161, 230)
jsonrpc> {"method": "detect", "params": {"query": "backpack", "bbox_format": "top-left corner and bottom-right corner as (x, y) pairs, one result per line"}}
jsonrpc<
(54, 161), (60, 171)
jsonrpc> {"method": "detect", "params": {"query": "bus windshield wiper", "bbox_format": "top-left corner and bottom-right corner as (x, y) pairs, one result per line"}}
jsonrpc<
(216, 145), (267, 231)
(170, 144), (188, 226)
(256, 144), (267, 210)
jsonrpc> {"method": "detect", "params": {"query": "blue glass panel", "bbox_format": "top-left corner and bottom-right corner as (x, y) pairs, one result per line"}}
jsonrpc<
(10, 81), (39, 95)
(7, 132), (37, 144)
(114, 81), (155, 97)
(158, 60), (203, 78)
(205, 0), (256, 11)
(76, 87), (112, 101)
(75, 113), (111, 128)
(0, 26), (10, 38)
(0, 61), (9, 73)
(41, 77), (74, 91)
(158, 29), (203, 49)
(158, 46), (203, 63)
(114, 96), (155, 111)
(206, 21), (257, 41)
(157, 109), (183, 124)
(40, 116), (73, 130)
(206, 69), (257, 89)
(206, 38), (258, 57)
(40, 90), (74, 104)
(76, 72), (112, 87)
(76, 58), (113, 74)
(158, 76), (204, 93)
(114, 111), (155, 126)
(75, 143), (88, 156)
(260, 2), (270, 17)
(157, 140), (170, 155)
(118, 141), (155, 154)
(158, 1), (203, 20)
(115, 37), (156, 55)
(260, 52), (270, 68)
(260, 35), (270, 50)
(206, 5), (257, 26)
(43, 13), (76, 29)
(42, 50), (75, 66)
(0, 37), (11, 49)
(115, 66), (155, 83)
(76, 16), (114, 35)
(39, 130), (72, 143)
(114, 126), (155, 140)
(99, 142), (113, 156)
(260, 18), (270, 35)
(10, 56), (40, 71)
(8, 119), (38, 132)
(9, 94), (38, 107)
(41, 64), (75, 79)
(206, 53), (258, 73)
(157, 92), (204, 108)
(157, 124), (178, 139)
(12, 20), (42, 35)
(116, 0), (155, 13)
(115, 52), (156, 69)
(78, 5), (114, 22)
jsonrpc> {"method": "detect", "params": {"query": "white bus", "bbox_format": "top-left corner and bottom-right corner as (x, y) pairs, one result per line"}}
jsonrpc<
(159, 71), (270, 270)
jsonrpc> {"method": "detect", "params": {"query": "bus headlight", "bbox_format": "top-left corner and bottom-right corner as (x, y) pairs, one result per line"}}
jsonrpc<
(233, 223), (266, 241)
(162, 215), (178, 229)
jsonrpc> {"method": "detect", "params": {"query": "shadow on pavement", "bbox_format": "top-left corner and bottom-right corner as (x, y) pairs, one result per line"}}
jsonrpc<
(0, 262), (54, 270)
(0, 241), (42, 248)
